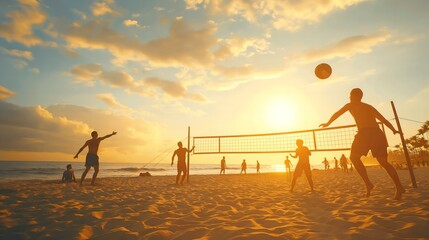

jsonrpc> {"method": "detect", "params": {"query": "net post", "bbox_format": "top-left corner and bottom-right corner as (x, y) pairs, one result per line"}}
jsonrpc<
(390, 101), (417, 188)
(218, 137), (221, 153)
(312, 131), (317, 150)
(187, 126), (190, 183)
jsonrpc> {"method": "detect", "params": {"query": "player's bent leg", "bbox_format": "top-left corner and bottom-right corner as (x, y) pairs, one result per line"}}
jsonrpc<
(303, 167), (314, 191)
(181, 169), (187, 185)
(350, 156), (373, 197)
(80, 166), (91, 186)
(91, 165), (99, 185)
(377, 156), (405, 200)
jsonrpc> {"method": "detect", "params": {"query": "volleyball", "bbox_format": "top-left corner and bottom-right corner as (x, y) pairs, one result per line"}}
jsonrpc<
(315, 63), (332, 79)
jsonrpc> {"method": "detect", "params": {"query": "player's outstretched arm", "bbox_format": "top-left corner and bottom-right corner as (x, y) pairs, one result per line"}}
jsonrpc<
(74, 141), (88, 159)
(373, 108), (400, 134)
(100, 131), (117, 141)
(188, 146), (195, 153)
(320, 104), (349, 128)
(171, 151), (176, 166)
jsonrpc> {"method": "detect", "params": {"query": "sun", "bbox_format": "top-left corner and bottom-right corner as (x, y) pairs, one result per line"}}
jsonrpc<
(265, 99), (296, 131)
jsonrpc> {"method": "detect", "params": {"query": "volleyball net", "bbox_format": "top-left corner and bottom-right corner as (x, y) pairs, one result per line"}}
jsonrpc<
(193, 123), (385, 154)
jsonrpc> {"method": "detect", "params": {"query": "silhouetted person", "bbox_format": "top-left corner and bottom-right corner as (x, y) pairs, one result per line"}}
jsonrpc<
(284, 156), (293, 173)
(74, 131), (117, 186)
(220, 156), (226, 175)
(340, 154), (349, 173)
(290, 139), (314, 192)
(256, 160), (261, 174)
(62, 164), (77, 183)
(320, 88), (404, 199)
(322, 157), (330, 170)
(334, 157), (339, 170)
(171, 142), (194, 185)
(240, 159), (247, 174)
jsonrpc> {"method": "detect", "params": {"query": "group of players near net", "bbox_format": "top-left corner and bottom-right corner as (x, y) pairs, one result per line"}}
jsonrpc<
(73, 88), (405, 200)
(171, 88), (405, 200)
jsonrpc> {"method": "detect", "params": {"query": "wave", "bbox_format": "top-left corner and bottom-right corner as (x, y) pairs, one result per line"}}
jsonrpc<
(107, 167), (166, 172)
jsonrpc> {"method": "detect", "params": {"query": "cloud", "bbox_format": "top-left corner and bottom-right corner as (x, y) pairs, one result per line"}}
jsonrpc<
(60, 18), (218, 68)
(68, 63), (206, 102)
(207, 64), (287, 90)
(13, 59), (28, 69)
(0, 0), (47, 46)
(0, 85), (15, 101)
(0, 101), (91, 152)
(185, 0), (365, 31)
(91, 0), (116, 16)
(143, 77), (207, 102)
(0, 47), (33, 60)
(95, 93), (131, 110)
(68, 63), (103, 83)
(292, 30), (392, 63)
(214, 36), (270, 59)
(123, 19), (140, 27)
(31, 67), (40, 74)
(0, 102), (160, 161)
(48, 15), (286, 91)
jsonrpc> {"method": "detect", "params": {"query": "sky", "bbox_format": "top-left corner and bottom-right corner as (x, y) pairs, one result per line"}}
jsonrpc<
(0, 0), (428, 166)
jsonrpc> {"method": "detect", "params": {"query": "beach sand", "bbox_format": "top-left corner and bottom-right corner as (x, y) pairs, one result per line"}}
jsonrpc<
(1, 167), (428, 240)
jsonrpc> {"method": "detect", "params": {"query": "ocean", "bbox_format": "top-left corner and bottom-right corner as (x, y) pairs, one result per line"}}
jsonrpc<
(0, 161), (304, 182)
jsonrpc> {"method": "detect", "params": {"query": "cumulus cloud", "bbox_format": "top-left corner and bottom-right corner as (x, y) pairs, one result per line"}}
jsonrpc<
(0, 0), (47, 46)
(185, 0), (365, 31)
(0, 47), (33, 60)
(96, 93), (131, 110)
(143, 77), (206, 102)
(0, 102), (160, 162)
(214, 36), (270, 59)
(123, 19), (140, 27)
(92, 0), (116, 16)
(60, 18), (218, 68)
(0, 101), (91, 152)
(68, 63), (206, 102)
(0, 85), (15, 101)
(292, 30), (392, 63)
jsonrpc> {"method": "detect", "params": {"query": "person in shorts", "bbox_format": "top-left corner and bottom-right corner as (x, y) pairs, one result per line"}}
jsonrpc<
(320, 88), (404, 199)
(289, 139), (314, 192)
(74, 131), (117, 186)
(171, 141), (194, 185)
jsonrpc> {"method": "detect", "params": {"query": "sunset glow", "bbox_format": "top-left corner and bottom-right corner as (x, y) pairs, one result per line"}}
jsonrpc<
(266, 100), (296, 131)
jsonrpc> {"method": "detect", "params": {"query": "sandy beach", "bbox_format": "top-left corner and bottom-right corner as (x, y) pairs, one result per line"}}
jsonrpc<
(1, 167), (428, 240)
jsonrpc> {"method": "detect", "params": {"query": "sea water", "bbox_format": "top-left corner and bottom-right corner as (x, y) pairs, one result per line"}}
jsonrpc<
(0, 161), (305, 182)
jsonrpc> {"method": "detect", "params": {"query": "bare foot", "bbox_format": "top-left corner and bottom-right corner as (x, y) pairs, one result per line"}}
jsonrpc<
(366, 183), (374, 197)
(394, 187), (405, 200)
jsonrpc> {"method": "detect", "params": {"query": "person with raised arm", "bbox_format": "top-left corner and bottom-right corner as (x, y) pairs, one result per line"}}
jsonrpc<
(74, 131), (117, 186)
(320, 88), (404, 199)
(171, 142), (194, 185)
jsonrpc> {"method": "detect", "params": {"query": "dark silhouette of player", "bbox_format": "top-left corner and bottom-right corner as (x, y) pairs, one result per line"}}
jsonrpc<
(240, 159), (247, 174)
(220, 156), (226, 175)
(284, 156), (293, 173)
(171, 142), (194, 185)
(334, 157), (339, 170)
(340, 154), (349, 173)
(256, 160), (261, 174)
(320, 88), (404, 199)
(290, 139), (314, 192)
(74, 131), (117, 186)
(322, 157), (330, 170)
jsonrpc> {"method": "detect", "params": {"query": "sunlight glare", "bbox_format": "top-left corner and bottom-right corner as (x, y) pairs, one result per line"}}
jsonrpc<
(265, 99), (296, 131)
(271, 164), (286, 172)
